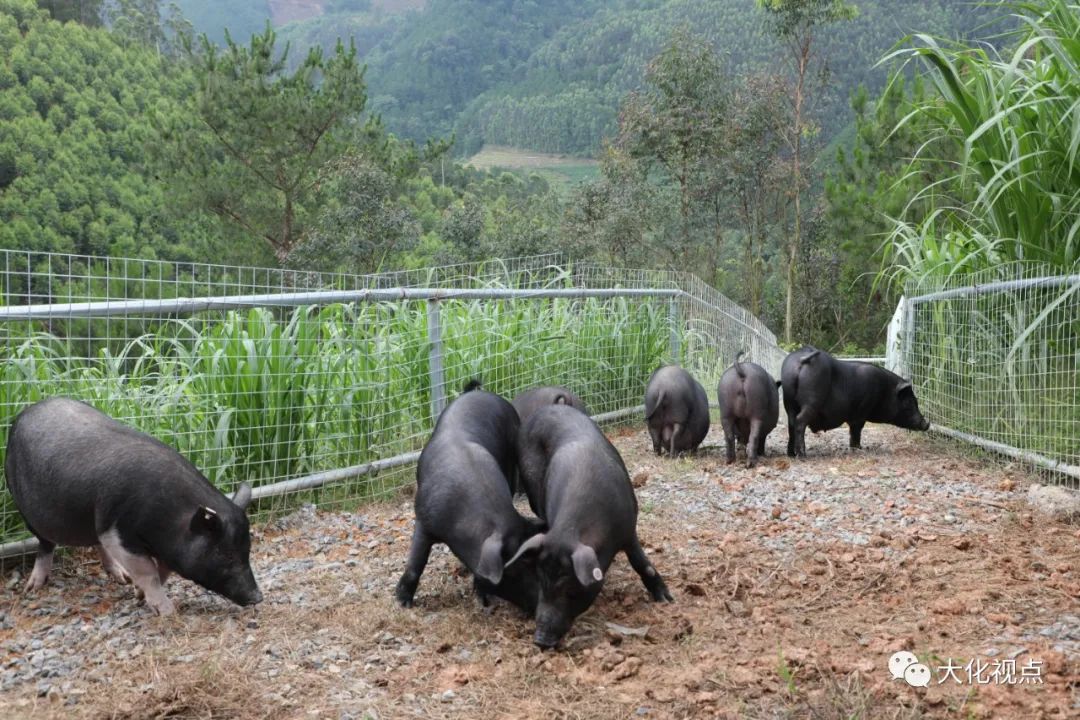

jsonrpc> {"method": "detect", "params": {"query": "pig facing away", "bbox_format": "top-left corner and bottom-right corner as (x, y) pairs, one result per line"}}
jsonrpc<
(781, 346), (931, 457)
(511, 385), (588, 425)
(508, 404), (672, 648)
(644, 365), (710, 456)
(717, 351), (780, 468)
(5, 397), (262, 616)
(396, 382), (543, 613)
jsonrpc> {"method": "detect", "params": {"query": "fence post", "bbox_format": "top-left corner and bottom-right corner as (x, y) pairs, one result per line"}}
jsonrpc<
(668, 298), (681, 364)
(427, 298), (446, 422)
(901, 297), (916, 381)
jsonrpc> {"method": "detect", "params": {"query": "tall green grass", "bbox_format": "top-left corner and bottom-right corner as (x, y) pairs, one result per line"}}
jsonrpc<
(0, 294), (673, 543)
(881, 0), (1080, 286)
(874, 0), (1080, 485)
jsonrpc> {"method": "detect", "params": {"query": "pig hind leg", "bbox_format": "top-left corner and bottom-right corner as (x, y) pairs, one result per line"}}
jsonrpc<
(24, 540), (55, 593)
(745, 420), (765, 468)
(792, 407), (817, 457)
(720, 414), (737, 464)
(625, 536), (672, 602)
(99, 530), (175, 616)
(395, 522), (434, 608)
(785, 403), (800, 457)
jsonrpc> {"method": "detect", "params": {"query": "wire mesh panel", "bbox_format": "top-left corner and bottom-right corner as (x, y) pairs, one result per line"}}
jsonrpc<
(0, 250), (783, 549)
(904, 265), (1080, 488)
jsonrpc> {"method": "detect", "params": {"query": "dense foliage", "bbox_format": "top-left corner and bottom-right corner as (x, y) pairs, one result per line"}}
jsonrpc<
(4, 0), (1075, 357)
(0, 0), (250, 262)
(0, 293), (672, 540)
(881, 0), (1080, 285)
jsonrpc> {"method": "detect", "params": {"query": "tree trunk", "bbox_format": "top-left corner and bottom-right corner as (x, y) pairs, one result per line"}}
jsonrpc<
(278, 192), (294, 264)
(784, 36), (810, 345)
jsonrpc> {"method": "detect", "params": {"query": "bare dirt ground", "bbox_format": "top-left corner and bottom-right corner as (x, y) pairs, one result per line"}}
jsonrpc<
(1, 424), (1078, 719)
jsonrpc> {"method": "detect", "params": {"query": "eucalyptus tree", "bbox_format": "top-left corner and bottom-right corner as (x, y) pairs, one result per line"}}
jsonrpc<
(756, 0), (858, 342)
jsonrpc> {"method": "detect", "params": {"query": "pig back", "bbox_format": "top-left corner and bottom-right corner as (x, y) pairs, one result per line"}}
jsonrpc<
(5, 398), (220, 547)
(432, 390), (519, 481)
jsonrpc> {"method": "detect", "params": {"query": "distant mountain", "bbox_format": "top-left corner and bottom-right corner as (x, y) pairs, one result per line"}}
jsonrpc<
(176, 0), (1006, 157)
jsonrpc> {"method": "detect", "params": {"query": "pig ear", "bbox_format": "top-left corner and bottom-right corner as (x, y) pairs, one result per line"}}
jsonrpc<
(571, 544), (603, 587)
(475, 533), (504, 585)
(555, 394), (567, 405)
(897, 381), (913, 396)
(232, 482), (253, 511)
(504, 532), (546, 569)
(190, 506), (221, 535)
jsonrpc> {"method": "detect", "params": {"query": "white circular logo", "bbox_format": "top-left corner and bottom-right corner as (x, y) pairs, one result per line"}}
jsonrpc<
(888, 651), (918, 680)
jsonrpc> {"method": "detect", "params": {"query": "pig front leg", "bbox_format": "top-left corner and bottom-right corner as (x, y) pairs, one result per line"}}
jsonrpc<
(648, 425), (662, 455)
(99, 530), (175, 616)
(668, 422), (682, 457)
(624, 536), (673, 603)
(96, 543), (131, 585)
(848, 421), (864, 450)
(24, 540), (55, 592)
(395, 522), (434, 608)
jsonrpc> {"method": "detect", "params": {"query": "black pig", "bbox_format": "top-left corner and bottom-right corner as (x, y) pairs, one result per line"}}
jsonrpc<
(396, 381), (543, 612)
(781, 346), (931, 457)
(644, 365), (710, 456)
(5, 397), (262, 615)
(508, 405), (672, 648)
(717, 351), (780, 468)
(511, 385), (588, 425)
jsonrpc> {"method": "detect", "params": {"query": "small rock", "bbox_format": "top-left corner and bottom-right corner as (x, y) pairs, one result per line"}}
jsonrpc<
(440, 689), (456, 703)
(1027, 484), (1080, 524)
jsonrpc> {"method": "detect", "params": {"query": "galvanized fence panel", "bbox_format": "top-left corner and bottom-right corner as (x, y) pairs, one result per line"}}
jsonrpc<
(902, 265), (1080, 487)
(0, 250), (782, 553)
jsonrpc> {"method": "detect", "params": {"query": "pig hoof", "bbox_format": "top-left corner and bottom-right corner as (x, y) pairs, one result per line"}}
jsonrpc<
(108, 568), (132, 585)
(150, 597), (176, 616)
(23, 575), (47, 593)
(650, 583), (674, 603)
(395, 589), (416, 608)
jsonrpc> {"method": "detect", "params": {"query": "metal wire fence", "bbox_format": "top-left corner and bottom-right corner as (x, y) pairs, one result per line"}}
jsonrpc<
(0, 250), (783, 552)
(899, 264), (1080, 488)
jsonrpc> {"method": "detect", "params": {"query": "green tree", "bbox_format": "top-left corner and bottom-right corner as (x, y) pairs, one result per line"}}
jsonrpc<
(757, 0), (858, 343)
(617, 29), (728, 265)
(36, 0), (101, 26)
(704, 73), (789, 316)
(152, 27), (370, 262)
(563, 145), (662, 268)
(285, 153), (420, 275)
(106, 0), (192, 56)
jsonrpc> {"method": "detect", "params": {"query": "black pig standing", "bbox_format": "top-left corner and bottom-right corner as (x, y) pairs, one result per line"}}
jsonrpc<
(781, 346), (931, 457)
(396, 381), (543, 612)
(717, 351), (780, 468)
(507, 404), (672, 648)
(644, 365), (710, 456)
(5, 397), (263, 616)
(511, 385), (588, 425)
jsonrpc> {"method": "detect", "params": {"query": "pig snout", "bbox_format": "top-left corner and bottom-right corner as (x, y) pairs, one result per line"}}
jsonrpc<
(533, 602), (572, 649)
(219, 566), (263, 607)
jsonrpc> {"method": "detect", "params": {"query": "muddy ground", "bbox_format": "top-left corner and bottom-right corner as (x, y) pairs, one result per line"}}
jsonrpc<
(1, 423), (1078, 719)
